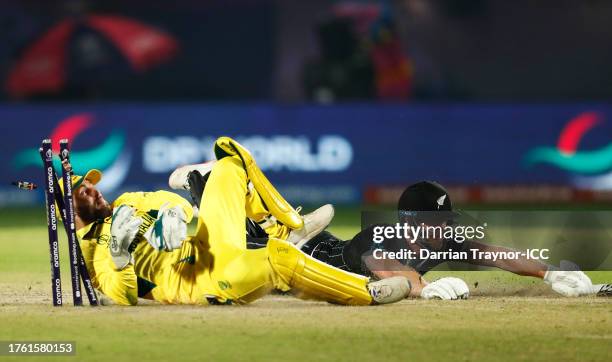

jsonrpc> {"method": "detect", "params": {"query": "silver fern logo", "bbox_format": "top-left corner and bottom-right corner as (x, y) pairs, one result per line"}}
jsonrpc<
(436, 195), (447, 209)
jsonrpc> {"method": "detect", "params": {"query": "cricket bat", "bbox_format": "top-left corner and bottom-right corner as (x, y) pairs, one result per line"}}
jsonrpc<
(592, 283), (612, 296)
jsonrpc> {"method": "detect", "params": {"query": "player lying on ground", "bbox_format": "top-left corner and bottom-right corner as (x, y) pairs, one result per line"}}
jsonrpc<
(178, 175), (600, 300)
(67, 137), (410, 305)
(298, 181), (602, 299)
(170, 165), (470, 300)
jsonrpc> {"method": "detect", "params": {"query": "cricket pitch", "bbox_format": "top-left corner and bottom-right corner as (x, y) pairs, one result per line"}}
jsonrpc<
(0, 208), (610, 361)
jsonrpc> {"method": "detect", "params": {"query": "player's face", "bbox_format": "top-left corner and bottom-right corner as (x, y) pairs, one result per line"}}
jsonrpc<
(401, 216), (446, 248)
(73, 180), (112, 224)
(419, 221), (446, 249)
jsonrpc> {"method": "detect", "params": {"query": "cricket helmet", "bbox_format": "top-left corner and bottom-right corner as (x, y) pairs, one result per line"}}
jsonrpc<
(397, 181), (459, 224)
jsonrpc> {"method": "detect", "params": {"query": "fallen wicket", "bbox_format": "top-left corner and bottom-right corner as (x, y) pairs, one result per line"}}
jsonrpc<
(39, 139), (97, 306)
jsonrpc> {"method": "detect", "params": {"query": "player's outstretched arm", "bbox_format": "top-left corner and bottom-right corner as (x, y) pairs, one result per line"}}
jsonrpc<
(465, 240), (597, 296)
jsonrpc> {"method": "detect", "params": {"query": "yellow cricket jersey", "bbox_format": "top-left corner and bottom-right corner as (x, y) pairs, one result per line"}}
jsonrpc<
(76, 151), (372, 307)
(77, 190), (194, 305)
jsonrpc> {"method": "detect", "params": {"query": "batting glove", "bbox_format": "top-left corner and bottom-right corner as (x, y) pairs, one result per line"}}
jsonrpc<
(421, 277), (470, 300)
(544, 264), (593, 297)
(110, 205), (142, 270)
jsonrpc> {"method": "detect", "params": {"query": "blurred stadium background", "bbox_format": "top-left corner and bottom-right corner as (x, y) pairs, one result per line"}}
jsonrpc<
(1, 0), (612, 210)
(1, 5), (610, 361)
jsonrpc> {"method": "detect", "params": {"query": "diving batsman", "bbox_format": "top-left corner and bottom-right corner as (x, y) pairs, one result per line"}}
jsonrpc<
(67, 137), (411, 306)
(296, 181), (608, 299)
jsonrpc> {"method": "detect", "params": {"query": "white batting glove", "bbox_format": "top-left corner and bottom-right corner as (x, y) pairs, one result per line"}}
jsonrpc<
(421, 277), (470, 300)
(143, 204), (188, 252)
(110, 205), (142, 270)
(544, 268), (593, 297)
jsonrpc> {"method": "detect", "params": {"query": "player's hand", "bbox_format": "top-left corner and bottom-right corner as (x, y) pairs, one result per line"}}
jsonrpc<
(110, 205), (142, 270)
(544, 268), (593, 297)
(421, 277), (470, 300)
(144, 204), (188, 251)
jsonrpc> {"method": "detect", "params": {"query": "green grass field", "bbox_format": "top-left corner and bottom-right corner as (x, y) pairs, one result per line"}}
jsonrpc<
(0, 207), (610, 362)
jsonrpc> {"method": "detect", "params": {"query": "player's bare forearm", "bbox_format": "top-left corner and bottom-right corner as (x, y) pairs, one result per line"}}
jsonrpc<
(466, 241), (548, 279)
(364, 256), (426, 297)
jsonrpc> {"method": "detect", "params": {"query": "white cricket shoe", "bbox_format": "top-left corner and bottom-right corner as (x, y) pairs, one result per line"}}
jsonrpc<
(168, 161), (216, 191)
(287, 204), (334, 248)
(367, 277), (411, 304)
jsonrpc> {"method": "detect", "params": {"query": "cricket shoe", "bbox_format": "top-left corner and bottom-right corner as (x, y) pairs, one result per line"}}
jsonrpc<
(168, 161), (216, 191)
(367, 277), (411, 304)
(287, 204), (334, 249)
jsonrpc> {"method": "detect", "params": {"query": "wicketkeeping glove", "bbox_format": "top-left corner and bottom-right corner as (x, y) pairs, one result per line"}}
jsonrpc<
(421, 277), (470, 300)
(544, 263), (593, 297)
(143, 203), (188, 252)
(110, 205), (142, 270)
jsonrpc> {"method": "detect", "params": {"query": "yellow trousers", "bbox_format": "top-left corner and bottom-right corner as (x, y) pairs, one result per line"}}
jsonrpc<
(192, 156), (286, 303)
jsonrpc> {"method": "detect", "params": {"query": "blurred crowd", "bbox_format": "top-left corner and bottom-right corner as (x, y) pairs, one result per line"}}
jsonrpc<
(1, 0), (612, 102)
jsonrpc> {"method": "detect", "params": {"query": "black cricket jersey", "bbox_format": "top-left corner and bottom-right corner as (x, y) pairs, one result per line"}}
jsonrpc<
(301, 224), (468, 276)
